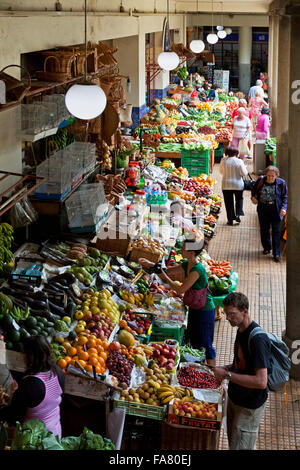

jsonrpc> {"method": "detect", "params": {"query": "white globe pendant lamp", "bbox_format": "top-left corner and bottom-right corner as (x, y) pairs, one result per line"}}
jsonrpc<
(158, 51), (180, 71)
(217, 29), (227, 39)
(65, 0), (107, 120)
(216, 26), (224, 31)
(225, 27), (232, 35)
(207, 33), (218, 45)
(65, 85), (107, 120)
(158, 0), (179, 71)
(190, 39), (205, 54)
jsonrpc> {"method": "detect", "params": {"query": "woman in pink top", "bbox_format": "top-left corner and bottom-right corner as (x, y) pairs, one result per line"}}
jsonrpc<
(256, 107), (271, 141)
(0, 336), (64, 438)
(249, 90), (268, 131)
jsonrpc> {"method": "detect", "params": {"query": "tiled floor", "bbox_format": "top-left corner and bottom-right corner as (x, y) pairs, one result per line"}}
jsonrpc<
(209, 160), (300, 450)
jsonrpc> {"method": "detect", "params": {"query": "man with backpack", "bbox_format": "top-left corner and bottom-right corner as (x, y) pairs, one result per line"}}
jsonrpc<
(213, 292), (290, 450)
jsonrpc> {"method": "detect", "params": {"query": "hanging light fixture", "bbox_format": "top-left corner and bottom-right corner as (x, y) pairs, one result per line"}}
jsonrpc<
(216, 26), (224, 31)
(190, 1), (205, 53)
(157, 0), (179, 70)
(225, 27), (232, 35)
(217, 3), (227, 39)
(65, 0), (107, 120)
(207, 0), (218, 45)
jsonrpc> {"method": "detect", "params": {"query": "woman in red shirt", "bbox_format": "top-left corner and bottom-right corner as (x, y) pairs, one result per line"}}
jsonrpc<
(232, 99), (252, 120)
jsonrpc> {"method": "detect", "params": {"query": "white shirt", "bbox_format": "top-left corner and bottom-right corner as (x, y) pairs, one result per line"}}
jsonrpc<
(248, 85), (264, 99)
(220, 156), (248, 190)
(232, 116), (251, 139)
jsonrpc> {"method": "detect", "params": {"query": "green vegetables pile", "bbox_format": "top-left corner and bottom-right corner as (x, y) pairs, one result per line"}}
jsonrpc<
(180, 345), (206, 363)
(264, 137), (276, 155)
(0, 420), (115, 450)
(208, 275), (233, 296)
(158, 143), (183, 153)
(136, 278), (150, 295)
(176, 66), (188, 81)
(183, 141), (212, 151)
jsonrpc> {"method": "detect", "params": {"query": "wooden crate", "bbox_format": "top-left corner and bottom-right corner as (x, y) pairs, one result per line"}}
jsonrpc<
(161, 421), (220, 450)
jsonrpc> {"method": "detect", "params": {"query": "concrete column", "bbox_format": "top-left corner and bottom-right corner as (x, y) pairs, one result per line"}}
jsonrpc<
(275, 15), (291, 182)
(271, 15), (279, 136)
(114, 33), (146, 128)
(283, 14), (300, 380)
(267, 15), (274, 115)
(238, 26), (252, 96)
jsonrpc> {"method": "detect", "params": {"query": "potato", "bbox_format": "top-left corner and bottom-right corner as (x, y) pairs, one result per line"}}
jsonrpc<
(129, 388), (135, 395)
(152, 401), (159, 406)
(128, 395), (133, 401)
(160, 368), (167, 374)
(143, 392), (150, 399)
(133, 393), (139, 399)
(122, 390), (129, 397)
(146, 398), (154, 405)
(120, 396), (125, 401)
(134, 397), (140, 403)
(148, 387), (154, 394)
(137, 388), (144, 396)
(142, 383), (149, 391)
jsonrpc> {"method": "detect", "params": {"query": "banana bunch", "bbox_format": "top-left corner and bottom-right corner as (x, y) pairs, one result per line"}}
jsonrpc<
(144, 293), (155, 307)
(137, 344), (154, 359)
(0, 223), (14, 270)
(121, 291), (146, 307)
(157, 385), (194, 404)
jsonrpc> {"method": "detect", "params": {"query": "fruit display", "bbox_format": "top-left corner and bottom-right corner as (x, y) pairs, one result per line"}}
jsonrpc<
(172, 167), (189, 180)
(119, 380), (161, 406)
(215, 128), (232, 143)
(106, 350), (134, 387)
(204, 215), (217, 227)
(179, 345), (206, 362)
(157, 384), (193, 404)
(177, 366), (221, 389)
(119, 290), (152, 307)
(150, 343), (178, 371)
(171, 398), (218, 419)
(136, 278), (150, 295)
(78, 288), (121, 325)
(121, 312), (152, 337)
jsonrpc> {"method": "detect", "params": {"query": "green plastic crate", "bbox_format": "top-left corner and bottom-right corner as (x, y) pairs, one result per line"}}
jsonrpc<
(114, 399), (165, 421)
(151, 325), (185, 345)
(181, 149), (210, 176)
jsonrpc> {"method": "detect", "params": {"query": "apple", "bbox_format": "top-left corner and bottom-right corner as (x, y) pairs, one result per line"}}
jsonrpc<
(183, 404), (190, 412)
(166, 363), (174, 371)
(169, 350), (177, 359)
(179, 411), (185, 416)
(186, 413), (192, 418)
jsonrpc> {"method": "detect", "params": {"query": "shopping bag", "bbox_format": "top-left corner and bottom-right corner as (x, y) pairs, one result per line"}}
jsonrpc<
(238, 138), (250, 156)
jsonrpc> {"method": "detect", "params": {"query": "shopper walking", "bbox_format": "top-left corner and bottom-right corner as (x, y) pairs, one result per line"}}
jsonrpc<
(255, 107), (271, 141)
(251, 166), (287, 262)
(220, 146), (248, 226)
(231, 99), (252, 120)
(248, 79), (265, 100)
(138, 236), (216, 367)
(249, 91), (269, 132)
(0, 336), (64, 438)
(213, 292), (271, 451)
(231, 108), (252, 159)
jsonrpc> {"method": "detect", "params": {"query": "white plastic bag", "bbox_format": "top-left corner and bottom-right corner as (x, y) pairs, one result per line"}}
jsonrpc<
(238, 138), (250, 156)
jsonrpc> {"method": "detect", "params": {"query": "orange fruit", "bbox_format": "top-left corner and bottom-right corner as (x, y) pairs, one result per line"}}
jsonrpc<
(96, 344), (104, 354)
(100, 351), (108, 360)
(87, 348), (98, 355)
(77, 359), (87, 368)
(98, 356), (105, 367)
(85, 365), (94, 373)
(64, 356), (72, 364)
(95, 365), (104, 375)
(102, 340), (109, 350)
(63, 341), (72, 350)
(88, 356), (99, 366)
(78, 335), (88, 346)
(67, 346), (77, 357)
(57, 358), (67, 369)
(78, 350), (89, 361)
(87, 338), (97, 349)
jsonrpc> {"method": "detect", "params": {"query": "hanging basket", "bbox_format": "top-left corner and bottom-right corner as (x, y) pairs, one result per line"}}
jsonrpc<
(0, 64), (32, 105)
(68, 118), (89, 135)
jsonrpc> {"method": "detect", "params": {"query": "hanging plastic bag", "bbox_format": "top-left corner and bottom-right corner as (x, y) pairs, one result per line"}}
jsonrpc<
(21, 197), (38, 224)
(238, 138), (250, 156)
(9, 197), (38, 228)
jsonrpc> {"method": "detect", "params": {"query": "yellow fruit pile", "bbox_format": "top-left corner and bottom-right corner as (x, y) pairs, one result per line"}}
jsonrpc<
(75, 289), (120, 326)
(157, 385), (193, 404)
(120, 291), (155, 308)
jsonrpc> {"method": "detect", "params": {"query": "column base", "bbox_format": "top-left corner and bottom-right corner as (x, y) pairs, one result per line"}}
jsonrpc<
(282, 330), (300, 380)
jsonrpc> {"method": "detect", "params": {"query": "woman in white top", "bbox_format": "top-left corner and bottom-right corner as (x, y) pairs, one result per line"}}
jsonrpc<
(231, 107), (252, 159)
(220, 146), (248, 225)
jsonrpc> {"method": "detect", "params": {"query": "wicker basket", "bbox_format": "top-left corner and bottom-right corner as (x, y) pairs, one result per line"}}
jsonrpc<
(36, 51), (78, 82)
(94, 230), (131, 257)
(68, 118), (89, 135)
(130, 246), (161, 264)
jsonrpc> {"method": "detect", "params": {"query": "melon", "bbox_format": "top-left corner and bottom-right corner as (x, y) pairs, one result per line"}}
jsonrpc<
(118, 329), (135, 347)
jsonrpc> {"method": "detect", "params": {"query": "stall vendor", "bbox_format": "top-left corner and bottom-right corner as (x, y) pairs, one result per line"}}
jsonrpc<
(0, 336), (64, 438)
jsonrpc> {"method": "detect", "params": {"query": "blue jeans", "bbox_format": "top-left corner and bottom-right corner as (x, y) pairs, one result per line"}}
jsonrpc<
(257, 204), (281, 257)
(186, 308), (216, 359)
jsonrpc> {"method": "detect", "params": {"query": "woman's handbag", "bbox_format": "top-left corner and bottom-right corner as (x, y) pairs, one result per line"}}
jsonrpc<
(238, 138), (250, 156)
(244, 173), (255, 191)
(183, 282), (209, 310)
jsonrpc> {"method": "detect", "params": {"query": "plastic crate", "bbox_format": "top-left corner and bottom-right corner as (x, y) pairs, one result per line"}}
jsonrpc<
(114, 399), (165, 421)
(151, 325), (185, 345)
(181, 149), (210, 176)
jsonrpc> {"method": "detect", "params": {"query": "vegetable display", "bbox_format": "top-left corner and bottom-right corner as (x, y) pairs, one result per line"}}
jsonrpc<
(207, 259), (232, 277)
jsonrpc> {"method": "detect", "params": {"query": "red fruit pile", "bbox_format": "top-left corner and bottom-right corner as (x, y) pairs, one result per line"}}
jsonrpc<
(85, 314), (114, 340)
(123, 311), (152, 336)
(177, 366), (221, 389)
(151, 343), (178, 370)
(107, 350), (134, 387)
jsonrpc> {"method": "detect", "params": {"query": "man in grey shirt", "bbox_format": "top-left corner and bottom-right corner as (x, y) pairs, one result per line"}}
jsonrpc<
(248, 80), (264, 100)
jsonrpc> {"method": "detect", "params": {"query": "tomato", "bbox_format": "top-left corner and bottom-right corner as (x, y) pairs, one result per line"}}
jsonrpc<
(75, 311), (84, 320)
